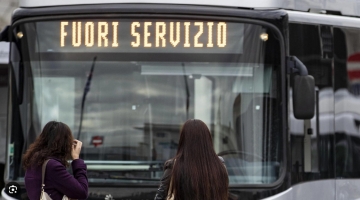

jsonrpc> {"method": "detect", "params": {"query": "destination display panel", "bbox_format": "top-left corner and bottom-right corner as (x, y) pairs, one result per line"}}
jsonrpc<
(34, 19), (244, 54)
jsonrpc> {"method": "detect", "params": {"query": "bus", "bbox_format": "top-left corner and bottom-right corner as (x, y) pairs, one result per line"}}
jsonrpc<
(1, 0), (360, 199)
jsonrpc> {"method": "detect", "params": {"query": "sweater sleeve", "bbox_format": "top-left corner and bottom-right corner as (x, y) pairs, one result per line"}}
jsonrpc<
(48, 159), (88, 199)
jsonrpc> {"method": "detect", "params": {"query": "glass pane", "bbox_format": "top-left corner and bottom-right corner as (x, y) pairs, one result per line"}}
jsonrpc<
(15, 17), (282, 185)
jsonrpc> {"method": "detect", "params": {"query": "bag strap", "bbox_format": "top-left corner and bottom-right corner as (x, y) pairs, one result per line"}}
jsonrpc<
(42, 159), (50, 188)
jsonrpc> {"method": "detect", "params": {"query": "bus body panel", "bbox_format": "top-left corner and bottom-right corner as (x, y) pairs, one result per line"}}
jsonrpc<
(288, 10), (360, 27)
(336, 179), (360, 200)
(288, 7), (360, 200)
(262, 179), (360, 200)
(262, 180), (336, 200)
(18, 0), (360, 17)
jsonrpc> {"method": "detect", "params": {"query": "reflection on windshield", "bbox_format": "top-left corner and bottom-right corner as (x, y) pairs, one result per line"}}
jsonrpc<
(15, 19), (283, 185)
(29, 61), (280, 184)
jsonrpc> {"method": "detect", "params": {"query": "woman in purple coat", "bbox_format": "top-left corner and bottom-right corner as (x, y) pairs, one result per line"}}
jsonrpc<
(23, 121), (88, 200)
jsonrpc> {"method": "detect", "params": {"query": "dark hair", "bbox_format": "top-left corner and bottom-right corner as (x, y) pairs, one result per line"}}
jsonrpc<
(23, 121), (73, 169)
(169, 119), (229, 200)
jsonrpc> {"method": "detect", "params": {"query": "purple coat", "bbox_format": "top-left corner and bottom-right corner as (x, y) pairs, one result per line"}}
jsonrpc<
(25, 158), (88, 200)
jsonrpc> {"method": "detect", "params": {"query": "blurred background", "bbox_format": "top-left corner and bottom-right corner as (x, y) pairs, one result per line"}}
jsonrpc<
(0, 0), (19, 30)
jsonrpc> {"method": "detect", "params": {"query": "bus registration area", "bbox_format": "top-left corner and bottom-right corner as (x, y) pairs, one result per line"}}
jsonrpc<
(38, 19), (244, 54)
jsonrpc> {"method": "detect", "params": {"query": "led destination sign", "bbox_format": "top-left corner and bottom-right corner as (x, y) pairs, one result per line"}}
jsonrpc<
(36, 19), (244, 54)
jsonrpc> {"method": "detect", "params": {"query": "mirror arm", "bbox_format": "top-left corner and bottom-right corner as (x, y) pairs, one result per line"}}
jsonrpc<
(287, 56), (308, 76)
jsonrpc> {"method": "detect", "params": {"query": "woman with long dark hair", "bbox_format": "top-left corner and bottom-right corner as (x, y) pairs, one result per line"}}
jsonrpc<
(154, 119), (229, 200)
(23, 121), (88, 200)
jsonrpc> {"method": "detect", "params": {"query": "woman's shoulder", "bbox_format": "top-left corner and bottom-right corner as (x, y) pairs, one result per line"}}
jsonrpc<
(44, 159), (72, 181)
(46, 158), (66, 169)
(218, 156), (225, 163)
(164, 158), (175, 170)
(48, 158), (63, 164)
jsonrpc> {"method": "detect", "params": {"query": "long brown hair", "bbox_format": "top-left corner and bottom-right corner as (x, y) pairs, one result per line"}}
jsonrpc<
(169, 119), (229, 200)
(23, 121), (73, 169)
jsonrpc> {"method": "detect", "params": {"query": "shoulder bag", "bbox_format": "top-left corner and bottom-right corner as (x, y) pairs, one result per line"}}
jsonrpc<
(40, 159), (72, 200)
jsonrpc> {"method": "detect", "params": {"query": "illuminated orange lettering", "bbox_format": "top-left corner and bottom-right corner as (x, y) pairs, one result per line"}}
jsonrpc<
(72, 22), (81, 47)
(131, 22), (140, 47)
(85, 22), (94, 47)
(60, 22), (68, 47)
(98, 22), (108, 47)
(184, 22), (190, 47)
(112, 22), (119, 47)
(144, 22), (152, 47)
(156, 22), (166, 47)
(170, 22), (180, 47)
(207, 22), (214, 47)
(194, 22), (203, 47)
(217, 22), (226, 47)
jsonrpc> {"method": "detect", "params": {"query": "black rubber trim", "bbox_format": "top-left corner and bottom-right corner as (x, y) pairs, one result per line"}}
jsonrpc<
(12, 4), (287, 24)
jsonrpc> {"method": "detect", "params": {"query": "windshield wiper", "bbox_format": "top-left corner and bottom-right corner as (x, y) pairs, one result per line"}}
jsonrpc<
(182, 63), (190, 119)
(77, 57), (97, 139)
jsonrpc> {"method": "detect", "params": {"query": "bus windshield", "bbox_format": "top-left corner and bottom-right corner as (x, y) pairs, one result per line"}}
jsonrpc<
(11, 17), (283, 185)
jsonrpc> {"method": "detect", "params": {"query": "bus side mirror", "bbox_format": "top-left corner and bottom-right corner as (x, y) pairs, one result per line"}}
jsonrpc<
(293, 75), (315, 119)
(287, 56), (315, 119)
